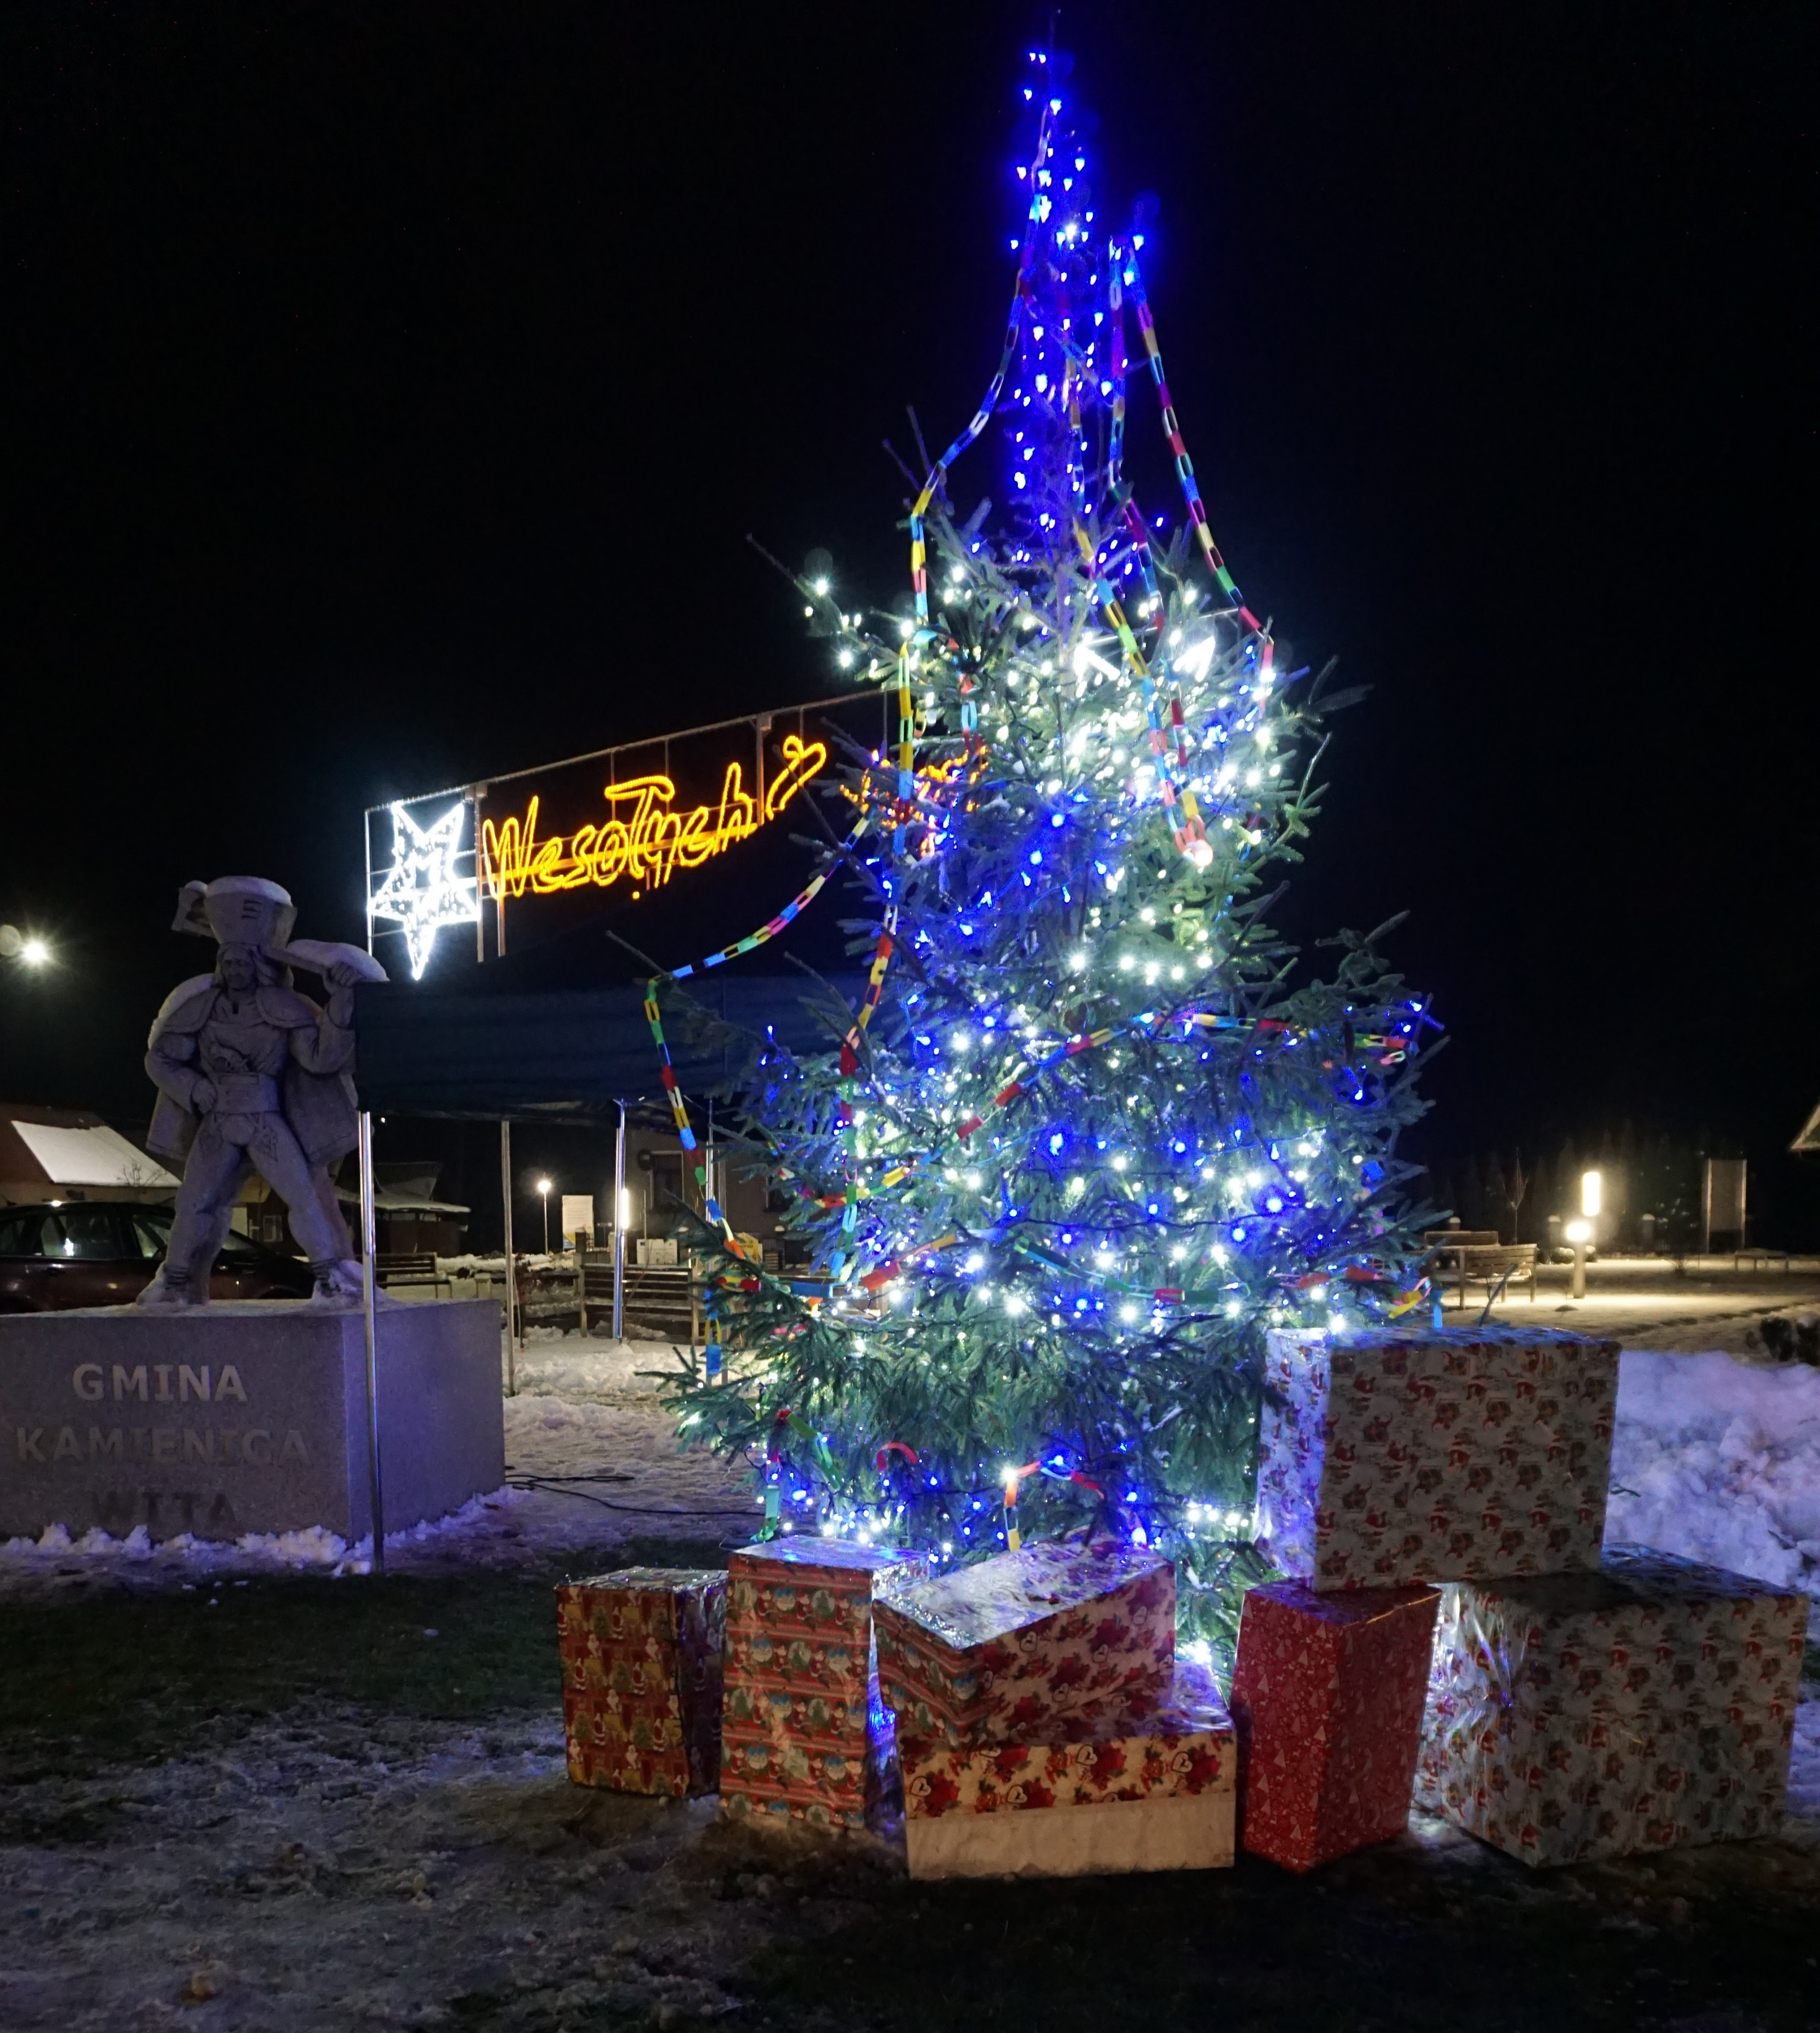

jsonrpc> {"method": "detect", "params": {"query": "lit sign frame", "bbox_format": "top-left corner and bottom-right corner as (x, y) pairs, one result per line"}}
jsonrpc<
(364, 710), (843, 981)
(480, 734), (824, 901)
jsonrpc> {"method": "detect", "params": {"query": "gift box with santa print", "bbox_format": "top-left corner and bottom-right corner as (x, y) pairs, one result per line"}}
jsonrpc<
(874, 1539), (1176, 1748)
(1414, 1546), (1806, 1867)
(720, 1536), (930, 1831)
(1228, 1578), (1440, 1869)
(556, 1566), (726, 1798)
(898, 1658), (1237, 1878)
(1257, 1326), (1621, 1589)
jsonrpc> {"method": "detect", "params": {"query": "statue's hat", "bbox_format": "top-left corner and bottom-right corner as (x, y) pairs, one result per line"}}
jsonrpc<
(172, 877), (297, 954)
(168, 877), (385, 987)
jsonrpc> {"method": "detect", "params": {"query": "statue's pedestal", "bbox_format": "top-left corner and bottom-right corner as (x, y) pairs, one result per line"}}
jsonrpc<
(0, 1300), (503, 1543)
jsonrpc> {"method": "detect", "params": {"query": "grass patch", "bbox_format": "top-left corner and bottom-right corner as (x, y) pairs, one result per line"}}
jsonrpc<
(0, 1534), (727, 1784)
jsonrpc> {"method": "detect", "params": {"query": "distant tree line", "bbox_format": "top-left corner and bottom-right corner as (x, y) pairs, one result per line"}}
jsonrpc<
(1420, 1127), (1704, 1251)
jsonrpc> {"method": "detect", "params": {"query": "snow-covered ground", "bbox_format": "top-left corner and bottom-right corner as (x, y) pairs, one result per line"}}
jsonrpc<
(6, 1327), (1820, 1628)
(1609, 1351), (1820, 1614)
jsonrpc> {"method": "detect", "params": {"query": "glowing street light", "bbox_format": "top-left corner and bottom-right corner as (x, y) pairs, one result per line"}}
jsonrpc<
(0, 925), (50, 967)
(537, 1176), (552, 1255)
(1580, 1169), (1602, 1219)
(1565, 1218), (1592, 1300)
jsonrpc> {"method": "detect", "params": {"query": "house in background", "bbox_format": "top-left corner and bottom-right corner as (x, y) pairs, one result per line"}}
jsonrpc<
(368, 1162), (471, 1256)
(238, 1159), (470, 1258)
(0, 1107), (470, 1264)
(0, 1104), (178, 1206)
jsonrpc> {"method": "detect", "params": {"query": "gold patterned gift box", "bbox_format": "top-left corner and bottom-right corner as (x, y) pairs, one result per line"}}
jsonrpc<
(874, 1541), (1176, 1747)
(1414, 1546), (1806, 1866)
(897, 1659), (1236, 1878)
(556, 1566), (726, 1798)
(720, 1537), (930, 1831)
(1258, 1327), (1620, 1588)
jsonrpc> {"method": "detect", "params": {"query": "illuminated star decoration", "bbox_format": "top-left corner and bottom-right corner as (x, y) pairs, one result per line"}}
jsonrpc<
(369, 800), (480, 979)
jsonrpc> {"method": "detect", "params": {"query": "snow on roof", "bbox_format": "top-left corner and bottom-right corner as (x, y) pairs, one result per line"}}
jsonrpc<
(7, 1120), (178, 1189)
(1792, 1098), (1820, 1154)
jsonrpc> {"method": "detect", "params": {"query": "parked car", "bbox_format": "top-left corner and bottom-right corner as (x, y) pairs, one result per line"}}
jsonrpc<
(0, 1201), (316, 1310)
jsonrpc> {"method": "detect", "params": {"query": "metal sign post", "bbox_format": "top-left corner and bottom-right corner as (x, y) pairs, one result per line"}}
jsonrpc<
(612, 1101), (627, 1343)
(357, 1110), (386, 1575)
(500, 1121), (518, 1395)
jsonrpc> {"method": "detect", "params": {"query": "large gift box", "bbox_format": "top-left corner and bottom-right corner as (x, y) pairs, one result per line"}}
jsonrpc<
(899, 1659), (1236, 1878)
(1415, 1546), (1806, 1866)
(1229, 1579), (1439, 1869)
(556, 1566), (726, 1798)
(721, 1537), (930, 1830)
(875, 1541), (1176, 1746)
(1257, 1327), (1620, 1587)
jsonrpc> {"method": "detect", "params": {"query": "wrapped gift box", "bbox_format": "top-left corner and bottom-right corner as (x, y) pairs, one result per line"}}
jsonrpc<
(875, 1541), (1176, 1747)
(1229, 1579), (1439, 1870)
(1415, 1546), (1806, 1866)
(899, 1659), (1236, 1878)
(1257, 1327), (1620, 1587)
(720, 1537), (930, 1831)
(556, 1566), (726, 1798)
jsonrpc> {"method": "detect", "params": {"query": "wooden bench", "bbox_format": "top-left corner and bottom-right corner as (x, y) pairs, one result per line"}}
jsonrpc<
(518, 1266), (583, 1325)
(1429, 1241), (1538, 1309)
(376, 1251), (440, 1287)
(580, 1260), (701, 1341)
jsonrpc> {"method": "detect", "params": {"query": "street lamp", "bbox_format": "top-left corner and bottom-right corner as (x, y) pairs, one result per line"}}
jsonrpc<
(537, 1176), (552, 1256)
(0, 926), (51, 967)
(1565, 1218), (1592, 1301)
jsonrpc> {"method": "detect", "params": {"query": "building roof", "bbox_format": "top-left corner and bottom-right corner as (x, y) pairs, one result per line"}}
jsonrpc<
(0, 1105), (179, 1190)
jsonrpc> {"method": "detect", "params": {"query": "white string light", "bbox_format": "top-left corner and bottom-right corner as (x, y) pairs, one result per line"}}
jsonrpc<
(368, 800), (480, 980)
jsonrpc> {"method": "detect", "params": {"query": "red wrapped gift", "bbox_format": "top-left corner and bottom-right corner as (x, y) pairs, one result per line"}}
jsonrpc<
(899, 1659), (1237, 1880)
(875, 1541), (1176, 1747)
(721, 1537), (930, 1831)
(1229, 1578), (1440, 1869)
(556, 1566), (726, 1798)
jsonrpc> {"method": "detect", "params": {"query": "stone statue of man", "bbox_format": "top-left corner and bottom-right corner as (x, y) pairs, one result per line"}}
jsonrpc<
(138, 876), (387, 1306)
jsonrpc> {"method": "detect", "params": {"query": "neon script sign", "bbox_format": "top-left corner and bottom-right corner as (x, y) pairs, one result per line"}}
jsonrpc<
(480, 733), (826, 901)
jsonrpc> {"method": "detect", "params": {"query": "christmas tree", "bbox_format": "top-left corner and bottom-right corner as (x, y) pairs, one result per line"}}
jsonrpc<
(658, 53), (1437, 1664)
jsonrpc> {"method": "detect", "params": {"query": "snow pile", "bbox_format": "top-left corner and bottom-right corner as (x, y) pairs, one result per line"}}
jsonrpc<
(510, 1332), (689, 1402)
(0, 1489), (543, 1582)
(1610, 1351), (1820, 1607)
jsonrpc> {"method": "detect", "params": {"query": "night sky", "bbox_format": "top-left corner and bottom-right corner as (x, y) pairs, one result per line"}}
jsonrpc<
(4, 4), (1813, 1230)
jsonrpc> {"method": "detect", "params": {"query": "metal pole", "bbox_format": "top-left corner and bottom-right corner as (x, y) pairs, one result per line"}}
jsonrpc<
(500, 1120), (517, 1396)
(358, 1110), (385, 1576)
(612, 1101), (627, 1343)
(471, 790), (486, 964)
(363, 809), (375, 962)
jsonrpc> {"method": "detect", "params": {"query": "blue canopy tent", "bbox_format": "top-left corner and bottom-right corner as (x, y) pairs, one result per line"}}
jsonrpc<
(348, 971), (862, 1398)
(352, 973), (863, 1122)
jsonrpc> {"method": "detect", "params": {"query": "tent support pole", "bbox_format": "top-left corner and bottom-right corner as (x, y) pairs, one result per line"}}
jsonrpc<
(500, 1120), (517, 1396)
(612, 1101), (627, 1344)
(358, 1110), (385, 1575)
